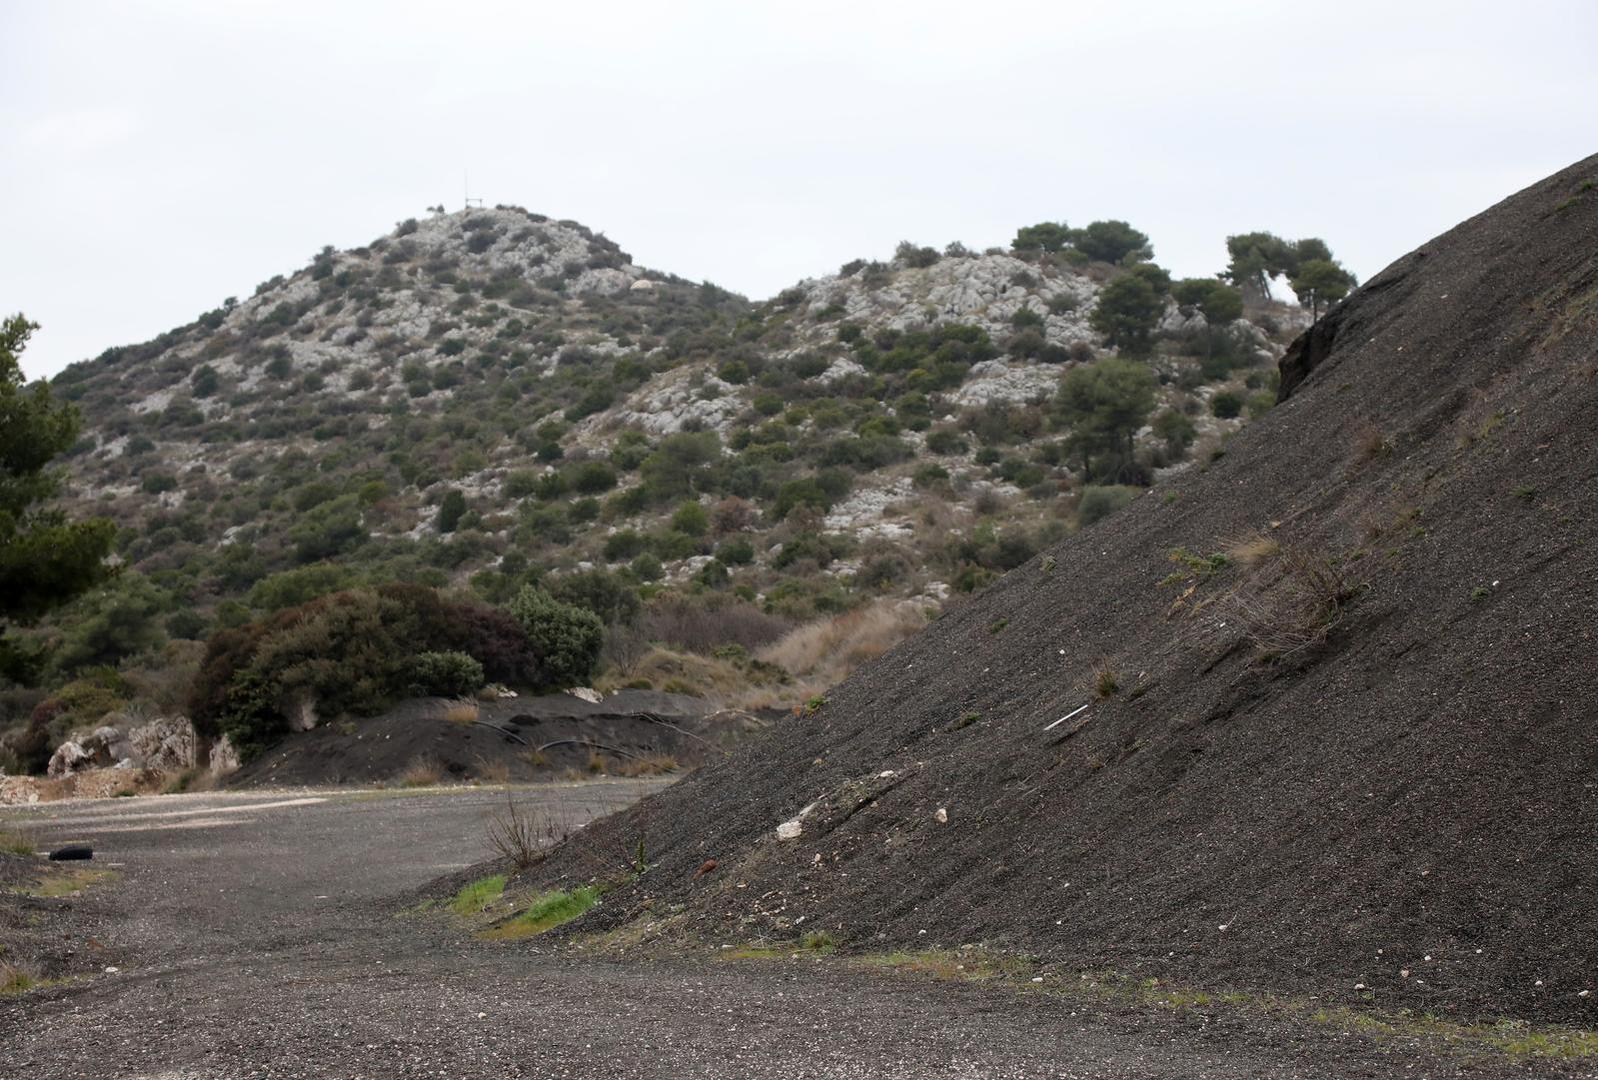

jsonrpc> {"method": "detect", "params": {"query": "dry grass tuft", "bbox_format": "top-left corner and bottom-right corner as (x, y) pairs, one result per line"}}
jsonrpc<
(612, 753), (679, 778)
(398, 756), (445, 788)
(1352, 422), (1393, 462)
(1091, 663), (1120, 699)
(755, 600), (931, 705)
(444, 699), (480, 726)
(1, 960), (38, 995)
(1223, 530), (1281, 567)
(474, 756), (510, 784)
(1223, 545), (1362, 657)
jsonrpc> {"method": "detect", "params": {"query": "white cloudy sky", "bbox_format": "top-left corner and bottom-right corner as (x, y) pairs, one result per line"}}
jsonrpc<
(3, 0), (1595, 378)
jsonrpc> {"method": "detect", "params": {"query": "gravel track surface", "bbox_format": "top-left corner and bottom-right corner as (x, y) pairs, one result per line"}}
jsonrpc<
(0, 786), (1577, 1078)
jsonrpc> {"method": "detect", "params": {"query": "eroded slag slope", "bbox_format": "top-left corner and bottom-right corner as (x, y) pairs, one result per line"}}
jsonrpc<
(525, 154), (1598, 1022)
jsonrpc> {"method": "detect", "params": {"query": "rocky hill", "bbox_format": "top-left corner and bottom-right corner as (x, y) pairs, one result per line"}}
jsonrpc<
(44, 207), (1299, 677)
(506, 155), (1598, 1022)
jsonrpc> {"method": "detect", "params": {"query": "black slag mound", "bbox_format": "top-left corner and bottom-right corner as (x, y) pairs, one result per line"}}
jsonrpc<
(517, 156), (1598, 1022)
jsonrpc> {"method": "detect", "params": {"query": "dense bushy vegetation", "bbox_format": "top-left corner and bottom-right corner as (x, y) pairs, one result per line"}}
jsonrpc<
(187, 584), (542, 760)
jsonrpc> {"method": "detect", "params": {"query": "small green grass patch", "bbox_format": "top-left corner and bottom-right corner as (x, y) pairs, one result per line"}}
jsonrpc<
(450, 874), (506, 916)
(0, 961), (44, 996)
(478, 884), (602, 941)
(856, 947), (1033, 982)
(800, 930), (838, 955)
(12, 867), (115, 898)
(722, 944), (787, 961)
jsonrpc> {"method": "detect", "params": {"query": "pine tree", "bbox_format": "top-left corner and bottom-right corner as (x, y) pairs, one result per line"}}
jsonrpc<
(0, 315), (117, 642)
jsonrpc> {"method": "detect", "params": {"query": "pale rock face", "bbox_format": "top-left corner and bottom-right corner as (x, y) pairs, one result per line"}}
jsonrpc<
(131, 388), (174, 415)
(46, 725), (125, 777)
(48, 716), (201, 777)
(127, 717), (199, 772)
(948, 360), (1062, 408)
(286, 695), (319, 733)
(824, 478), (915, 532)
(46, 740), (95, 778)
(208, 734), (242, 776)
(613, 369), (742, 436)
(789, 253), (1100, 350)
(1160, 307), (1207, 337)
(817, 358), (869, 384)
(669, 554), (718, 583)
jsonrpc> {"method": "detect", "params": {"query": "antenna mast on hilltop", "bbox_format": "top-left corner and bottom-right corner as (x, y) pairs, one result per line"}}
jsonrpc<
(463, 170), (484, 210)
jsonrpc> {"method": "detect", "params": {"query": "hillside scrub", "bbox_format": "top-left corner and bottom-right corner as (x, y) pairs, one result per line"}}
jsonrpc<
(13, 207), (1311, 746)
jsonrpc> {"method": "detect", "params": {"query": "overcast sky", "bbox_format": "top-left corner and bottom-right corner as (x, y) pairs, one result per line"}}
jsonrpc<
(4, 0), (1595, 379)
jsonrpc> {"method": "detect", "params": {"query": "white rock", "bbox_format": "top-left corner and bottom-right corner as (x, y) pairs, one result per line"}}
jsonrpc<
(948, 359), (1062, 407)
(208, 734), (241, 776)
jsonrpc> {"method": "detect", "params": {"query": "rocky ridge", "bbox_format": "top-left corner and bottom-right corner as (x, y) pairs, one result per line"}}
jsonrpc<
(49, 208), (1301, 643)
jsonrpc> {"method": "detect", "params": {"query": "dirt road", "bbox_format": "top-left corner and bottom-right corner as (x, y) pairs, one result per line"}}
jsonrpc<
(0, 785), (1575, 1078)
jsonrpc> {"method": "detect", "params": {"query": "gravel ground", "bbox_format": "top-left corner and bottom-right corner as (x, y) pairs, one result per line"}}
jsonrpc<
(0, 785), (1582, 1079)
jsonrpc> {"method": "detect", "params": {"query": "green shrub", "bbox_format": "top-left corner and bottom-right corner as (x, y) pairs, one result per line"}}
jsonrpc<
(771, 473), (848, 519)
(544, 570), (640, 625)
(508, 587), (604, 689)
(568, 460), (617, 494)
(51, 574), (168, 673)
(191, 365), (220, 398)
(925, 428), (968, 455)
(1211, 391), (1243, 419)
(248, 564), (355, 612)
(717, 536), (755, 565)
(410, 651), (485, 697)
(1152, 408), (1196, 456)
(671, 500), (710, 537)
(1077, 485), (1141, 527)
(603, 529), (647, 562)
(437, 489), (468, 532)
(290, 496), (366, 562)
(503, 469), (541, 498)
